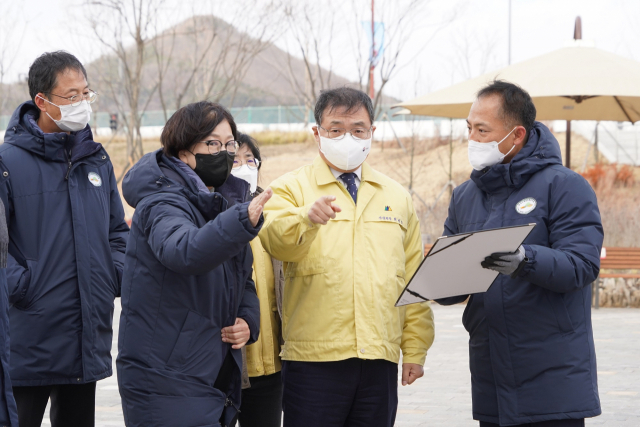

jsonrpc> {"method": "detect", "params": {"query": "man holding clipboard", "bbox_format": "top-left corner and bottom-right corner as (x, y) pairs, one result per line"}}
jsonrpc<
(438, 81), (603, 427)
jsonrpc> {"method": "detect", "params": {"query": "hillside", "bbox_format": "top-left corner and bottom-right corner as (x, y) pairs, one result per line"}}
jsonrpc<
(1, 15), (393, 115)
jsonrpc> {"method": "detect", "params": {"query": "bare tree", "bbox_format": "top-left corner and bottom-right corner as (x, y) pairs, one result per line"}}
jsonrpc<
(262, 0), (454, 128)
(448, 29), (500, 82)
(0, 5), (26, 114)
(151, 2), (276, 120)
(85, 0), (165, 174)
(350, 0), (459, 118)
(151, 15), (179, 123)
(192, 14), (273, 107)
(268, 0), (339, 126)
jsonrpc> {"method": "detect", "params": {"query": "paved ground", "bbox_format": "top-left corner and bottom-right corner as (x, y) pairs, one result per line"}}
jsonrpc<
(40, 302), (640, 426)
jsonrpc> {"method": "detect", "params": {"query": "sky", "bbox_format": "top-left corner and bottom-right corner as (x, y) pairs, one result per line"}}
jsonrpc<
(3, 0), (640, 103)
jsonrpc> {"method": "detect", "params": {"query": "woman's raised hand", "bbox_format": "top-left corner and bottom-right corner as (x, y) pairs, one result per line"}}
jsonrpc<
(248, 187), (273, 227)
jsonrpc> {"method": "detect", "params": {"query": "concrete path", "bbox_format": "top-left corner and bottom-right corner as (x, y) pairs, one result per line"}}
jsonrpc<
(39, 302), (640, 426)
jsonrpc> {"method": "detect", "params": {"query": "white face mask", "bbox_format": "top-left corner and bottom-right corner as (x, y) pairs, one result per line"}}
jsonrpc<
(37, 95), (92, 132)
(231, 164), (259, 194)
(318, 133), (371, 171)
(467, 127), (517, 171)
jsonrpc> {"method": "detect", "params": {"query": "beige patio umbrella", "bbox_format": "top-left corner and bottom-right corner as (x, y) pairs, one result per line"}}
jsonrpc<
(394, 41), (640, 166)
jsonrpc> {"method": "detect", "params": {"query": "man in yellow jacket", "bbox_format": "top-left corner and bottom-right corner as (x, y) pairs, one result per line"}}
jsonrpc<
(259, 87), (435, 427)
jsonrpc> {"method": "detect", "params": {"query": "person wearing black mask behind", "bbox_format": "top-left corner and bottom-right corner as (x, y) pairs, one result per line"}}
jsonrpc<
(117, 101), (272, 427)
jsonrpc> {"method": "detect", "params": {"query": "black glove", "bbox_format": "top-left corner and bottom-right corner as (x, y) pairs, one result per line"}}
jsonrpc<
(481, 245), (527, 278)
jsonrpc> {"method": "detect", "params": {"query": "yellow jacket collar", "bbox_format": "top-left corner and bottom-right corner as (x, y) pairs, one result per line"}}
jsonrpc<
(312, 156), (385, 187)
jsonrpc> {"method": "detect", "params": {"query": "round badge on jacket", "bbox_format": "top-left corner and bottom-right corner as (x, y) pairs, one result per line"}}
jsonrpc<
(516, 197), (536, 214)
(88, 172), (102, 187)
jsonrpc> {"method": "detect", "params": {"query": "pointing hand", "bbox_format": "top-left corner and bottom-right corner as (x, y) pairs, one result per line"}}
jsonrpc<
(308, 195), (342, 225)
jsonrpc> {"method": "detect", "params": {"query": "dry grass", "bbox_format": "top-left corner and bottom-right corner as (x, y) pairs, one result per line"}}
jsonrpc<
(105, 131), (639, 247)
(248, 130), (315, 145)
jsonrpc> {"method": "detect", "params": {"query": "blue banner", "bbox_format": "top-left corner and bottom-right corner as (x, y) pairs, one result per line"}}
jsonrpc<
(361, 21), (385, 66)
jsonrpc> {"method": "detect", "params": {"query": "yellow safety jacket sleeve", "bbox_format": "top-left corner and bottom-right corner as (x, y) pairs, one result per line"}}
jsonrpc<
(400, 205), (435, 366)
(259, 178), (319, 263)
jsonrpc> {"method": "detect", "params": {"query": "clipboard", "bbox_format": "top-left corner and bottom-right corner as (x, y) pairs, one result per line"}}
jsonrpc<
(395, 223), (536, 306)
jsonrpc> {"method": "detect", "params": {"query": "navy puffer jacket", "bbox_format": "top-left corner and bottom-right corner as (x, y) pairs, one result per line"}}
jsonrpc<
(0, 198), (17, 426)
(0, 101), (128, 386)
(116, 150), (260, 427)
(438, 122), (603, 426)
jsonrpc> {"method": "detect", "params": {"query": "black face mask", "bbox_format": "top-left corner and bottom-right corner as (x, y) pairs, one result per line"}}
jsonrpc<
(192, 151), (234, 188)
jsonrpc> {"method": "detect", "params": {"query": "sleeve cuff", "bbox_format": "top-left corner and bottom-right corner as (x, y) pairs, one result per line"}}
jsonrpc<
(520, 244), (536, 277)
(401, 349), (427, 366)
(295, 204), (319, 246)
(298, 205), (317, 230)
(237, 202), (263, 236)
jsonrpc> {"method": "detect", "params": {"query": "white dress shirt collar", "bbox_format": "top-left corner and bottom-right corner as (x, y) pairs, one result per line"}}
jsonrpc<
(330, 166), (362, 182)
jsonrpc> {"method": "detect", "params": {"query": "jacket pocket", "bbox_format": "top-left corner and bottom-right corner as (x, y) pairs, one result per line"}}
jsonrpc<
(166, 310), (206, 369)
(12, 259), (37, 309)
(286, 257), (326, 278)
(546, 292), (574, 334)
(392, 266), (406, 300)
(282, 259), (337, 341)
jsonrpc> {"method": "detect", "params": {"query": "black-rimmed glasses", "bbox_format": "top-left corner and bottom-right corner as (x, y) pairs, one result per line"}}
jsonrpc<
(201, 140), (240, 155)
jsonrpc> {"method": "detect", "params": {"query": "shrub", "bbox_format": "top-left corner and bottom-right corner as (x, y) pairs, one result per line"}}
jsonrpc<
(581, 163), (635, 189)
(249, 131), (314, 145)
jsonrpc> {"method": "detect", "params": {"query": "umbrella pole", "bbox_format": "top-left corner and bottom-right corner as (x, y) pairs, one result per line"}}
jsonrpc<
(449, 118), (453, 196)
(565, 120), (572, 168)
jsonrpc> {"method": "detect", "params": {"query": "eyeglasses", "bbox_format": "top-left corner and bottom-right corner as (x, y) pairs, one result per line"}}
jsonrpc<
(201, 140), (239, 155)
(318, 125), (372, 141)
(233, 158), (260, 170)
(47, 89), (99, 107)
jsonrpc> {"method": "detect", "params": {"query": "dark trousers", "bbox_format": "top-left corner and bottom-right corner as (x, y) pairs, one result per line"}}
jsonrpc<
(13, 382), (96, 427)
(238, 372), (282, 427)
(480, 419), (585, 427)
(282, 358), (398, 427)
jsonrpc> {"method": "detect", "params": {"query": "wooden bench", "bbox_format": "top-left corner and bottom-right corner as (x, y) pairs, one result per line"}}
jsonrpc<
(594, 247), (640, 308)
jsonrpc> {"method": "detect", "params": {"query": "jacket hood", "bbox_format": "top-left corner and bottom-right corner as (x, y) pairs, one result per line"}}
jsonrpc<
(123, 149), (227, 219)
(471, 121), (563, 194)
(4, 101), (100, 162)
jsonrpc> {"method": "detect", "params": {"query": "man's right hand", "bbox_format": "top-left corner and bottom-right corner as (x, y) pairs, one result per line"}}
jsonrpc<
(308, 195), (342, 225)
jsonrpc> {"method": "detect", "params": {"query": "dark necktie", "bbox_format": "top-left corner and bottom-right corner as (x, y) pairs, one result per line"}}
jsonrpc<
(339, 173), (358, 203)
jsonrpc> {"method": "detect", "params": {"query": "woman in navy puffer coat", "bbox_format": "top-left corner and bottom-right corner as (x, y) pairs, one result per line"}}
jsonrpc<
(117, 102), (264, 427)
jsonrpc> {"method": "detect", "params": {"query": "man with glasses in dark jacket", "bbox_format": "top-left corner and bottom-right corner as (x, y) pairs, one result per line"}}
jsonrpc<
(438, 80), (603, 427)
(0, 51), (129, 426)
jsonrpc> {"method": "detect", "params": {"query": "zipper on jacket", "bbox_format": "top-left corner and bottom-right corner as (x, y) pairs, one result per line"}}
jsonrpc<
(65, 159), (73, 180)
(225, 396), (241, 413)
(65, 150), (73, 180)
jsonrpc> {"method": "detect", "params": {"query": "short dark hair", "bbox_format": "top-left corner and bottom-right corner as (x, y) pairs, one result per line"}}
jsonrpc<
(28, 51), (88, 102)
(161, 101), (237, 158)
(236, 132), (262, 169)
(314, 87), (374, 125)
(477, 80), (536, 134)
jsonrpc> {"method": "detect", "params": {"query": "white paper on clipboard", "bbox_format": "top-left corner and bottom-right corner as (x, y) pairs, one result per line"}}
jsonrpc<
(395, 223), (536, 307)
